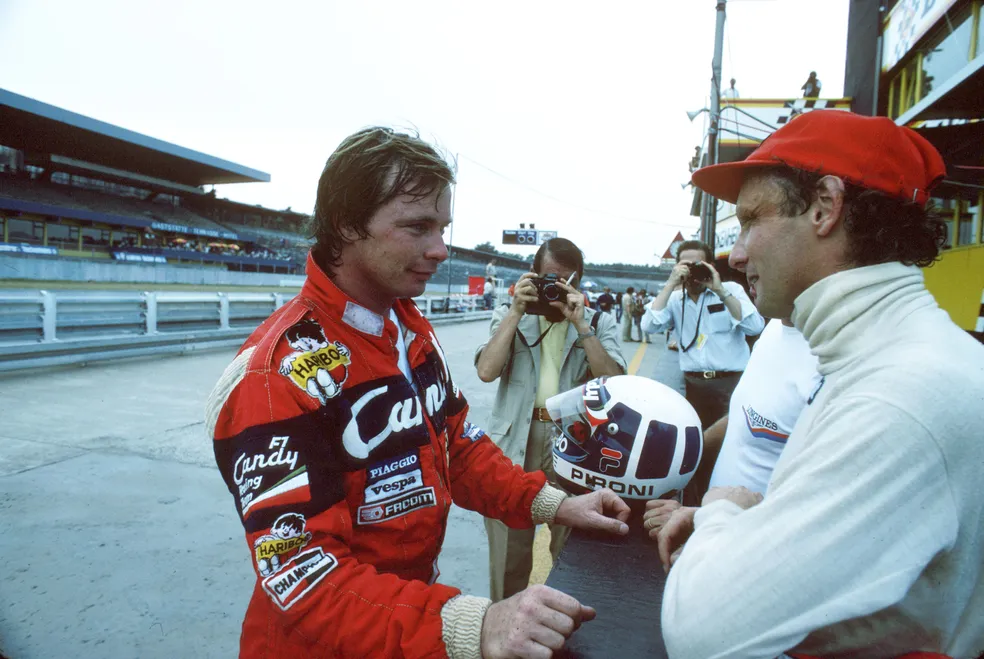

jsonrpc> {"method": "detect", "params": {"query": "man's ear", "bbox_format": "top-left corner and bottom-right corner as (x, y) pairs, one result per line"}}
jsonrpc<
(813, 176), (846, 237)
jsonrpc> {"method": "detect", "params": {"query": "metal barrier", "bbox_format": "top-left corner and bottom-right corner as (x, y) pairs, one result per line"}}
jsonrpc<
(0, 290), (493, 373)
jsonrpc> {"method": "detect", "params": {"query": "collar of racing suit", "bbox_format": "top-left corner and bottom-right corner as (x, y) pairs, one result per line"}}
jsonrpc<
(299, 251), (431, 350)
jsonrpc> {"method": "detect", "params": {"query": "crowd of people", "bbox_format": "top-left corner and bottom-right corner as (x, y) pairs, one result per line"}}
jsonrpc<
(162, 236), (285, 260)
(205, 120), (984, 659)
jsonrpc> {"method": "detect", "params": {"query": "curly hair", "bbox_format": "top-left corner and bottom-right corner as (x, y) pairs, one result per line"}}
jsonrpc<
(754, 166), (946, 268)
(310, 127), (456, 275)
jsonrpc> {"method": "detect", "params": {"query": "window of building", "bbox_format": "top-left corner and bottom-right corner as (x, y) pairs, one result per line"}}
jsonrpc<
(46, 221), (79, 248)
(6, 218), (42, 244)
(111, 231), (139, 248)
(957, 194), (981, 246)
(889, 56), (922, 119)
(933, 197), (957, 249)
(81, 227), (110, 247)
(920, 6), (974, 99)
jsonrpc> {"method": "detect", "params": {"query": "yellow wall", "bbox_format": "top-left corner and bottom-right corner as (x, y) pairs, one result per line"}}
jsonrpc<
(922, 244), (984, 330)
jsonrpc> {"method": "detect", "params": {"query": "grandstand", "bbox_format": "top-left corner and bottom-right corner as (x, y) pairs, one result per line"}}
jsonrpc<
(0, 88), (667, 295)
(0, 88), (306, 281)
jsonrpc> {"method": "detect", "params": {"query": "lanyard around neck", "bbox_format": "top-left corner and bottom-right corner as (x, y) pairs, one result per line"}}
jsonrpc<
(679, 292), (707, 353)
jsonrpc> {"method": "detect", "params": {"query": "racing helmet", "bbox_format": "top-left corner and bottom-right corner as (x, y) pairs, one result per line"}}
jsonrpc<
(548, 375), (702, 500)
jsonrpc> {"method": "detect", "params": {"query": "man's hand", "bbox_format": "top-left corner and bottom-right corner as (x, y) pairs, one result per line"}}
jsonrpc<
(551, 281), (587, 331)
(656, 506), (698, 573)
(554, 488), (630, 535)
(701, 260), (725, 294)
(668, 261), (690, 287)
(481, 585), (595, 659)
(701, 486), (763, 510)
(510, 273), (538, 317)
(643, 498), (682, 541)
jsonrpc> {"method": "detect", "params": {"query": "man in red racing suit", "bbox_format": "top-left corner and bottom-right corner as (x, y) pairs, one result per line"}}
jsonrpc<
(206, 127), (630, 658)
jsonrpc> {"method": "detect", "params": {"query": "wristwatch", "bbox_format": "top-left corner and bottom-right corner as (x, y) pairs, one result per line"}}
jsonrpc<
(577, 327), (595, 339)
(717, 289), (733, 301)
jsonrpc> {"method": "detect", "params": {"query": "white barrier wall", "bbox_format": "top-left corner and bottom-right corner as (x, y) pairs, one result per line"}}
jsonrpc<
(0, 253), (297, 287)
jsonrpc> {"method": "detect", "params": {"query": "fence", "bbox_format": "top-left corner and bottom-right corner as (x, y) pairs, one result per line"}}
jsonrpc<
(0, 290), (492, 373)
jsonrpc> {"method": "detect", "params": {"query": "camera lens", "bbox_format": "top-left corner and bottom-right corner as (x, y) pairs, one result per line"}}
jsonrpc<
(543, 283), (561, 301)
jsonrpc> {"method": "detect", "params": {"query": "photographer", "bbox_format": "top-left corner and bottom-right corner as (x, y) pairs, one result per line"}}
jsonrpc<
(475, 237), (627, 602)
(641, 240), (763, 431)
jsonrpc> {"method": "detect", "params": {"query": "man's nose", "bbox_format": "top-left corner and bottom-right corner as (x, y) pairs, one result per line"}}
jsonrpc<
(426, 234), (448, 262)
(728, 237), (747, 272)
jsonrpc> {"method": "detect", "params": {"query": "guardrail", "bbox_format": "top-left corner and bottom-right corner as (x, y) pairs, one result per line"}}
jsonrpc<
(0, 290), (495, 373)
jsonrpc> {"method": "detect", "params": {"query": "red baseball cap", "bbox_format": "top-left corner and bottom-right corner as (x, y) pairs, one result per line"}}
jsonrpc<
(691, 110), (946, 206)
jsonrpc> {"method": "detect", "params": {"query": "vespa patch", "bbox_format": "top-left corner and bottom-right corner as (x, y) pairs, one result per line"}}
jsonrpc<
(363, 450), (426, 504)
(279, 319), (351, 404)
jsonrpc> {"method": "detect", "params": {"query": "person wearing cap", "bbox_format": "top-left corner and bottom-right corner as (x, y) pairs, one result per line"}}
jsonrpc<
(475, 237), (627, 602)
(659, 110), (984, 658)
(641, 239), (765, 432)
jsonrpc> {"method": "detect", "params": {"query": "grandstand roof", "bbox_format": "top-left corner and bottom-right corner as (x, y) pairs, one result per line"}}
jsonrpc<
(0, 88), (270, 187)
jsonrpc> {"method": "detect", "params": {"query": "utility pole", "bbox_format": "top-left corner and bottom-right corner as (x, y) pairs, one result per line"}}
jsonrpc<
(444, 153), (459, 313)
(701, 0), (727, 252)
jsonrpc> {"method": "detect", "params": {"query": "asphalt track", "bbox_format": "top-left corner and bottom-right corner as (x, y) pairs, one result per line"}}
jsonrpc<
(0, 316), (677, 658)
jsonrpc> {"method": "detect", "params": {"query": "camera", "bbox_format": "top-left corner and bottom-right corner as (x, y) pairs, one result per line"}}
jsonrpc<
(526, 274), (565, 319)
(688, 261), (712, 282)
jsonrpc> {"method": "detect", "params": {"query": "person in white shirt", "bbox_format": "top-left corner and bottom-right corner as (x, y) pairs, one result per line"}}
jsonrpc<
(658, 110), (984, 659)
(722, 78), (739, 100)
(706, 317), (820, 494)
(483, 277), (494, 310)
(641, 239), (765, 429)
(642, 317), (819, 531)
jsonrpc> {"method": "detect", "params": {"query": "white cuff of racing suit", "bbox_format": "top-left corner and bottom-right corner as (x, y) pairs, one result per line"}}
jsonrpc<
(531, 483), (569, 525)
(442, 594), (492, 659)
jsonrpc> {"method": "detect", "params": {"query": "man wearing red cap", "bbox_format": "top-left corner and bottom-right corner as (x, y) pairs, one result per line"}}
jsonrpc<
(659, 111), (984, 658)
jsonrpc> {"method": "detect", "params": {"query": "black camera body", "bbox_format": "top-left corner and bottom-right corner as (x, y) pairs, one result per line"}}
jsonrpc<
(526, 274), (565, 319)
(688, 261), (713, 282)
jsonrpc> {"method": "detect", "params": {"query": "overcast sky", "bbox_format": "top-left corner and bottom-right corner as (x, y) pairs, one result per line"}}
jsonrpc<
(0, 0), (849, 265)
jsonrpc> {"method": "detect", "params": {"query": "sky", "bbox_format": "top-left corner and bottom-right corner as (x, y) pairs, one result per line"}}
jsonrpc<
(0, 0), (849, 266)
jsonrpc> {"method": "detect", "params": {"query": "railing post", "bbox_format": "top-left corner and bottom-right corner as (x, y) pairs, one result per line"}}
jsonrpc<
(218, 293), (230, 330)
(144, 292), (158, 335)
(40, 290), (57, 343)
(273, 293), (284, 310)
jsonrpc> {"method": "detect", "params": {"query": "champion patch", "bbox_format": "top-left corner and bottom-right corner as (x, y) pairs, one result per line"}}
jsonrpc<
(262, 548), (337, 610)
(357, 487), (437, 525)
